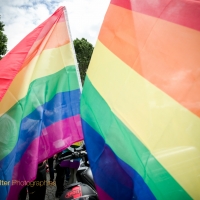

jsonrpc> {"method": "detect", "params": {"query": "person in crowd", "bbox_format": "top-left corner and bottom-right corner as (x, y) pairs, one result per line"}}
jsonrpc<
(48, 156), (55, 182)
(55, 151), (66, 198)
(55, 141), (83, 198)
(18, 160), (47, 200)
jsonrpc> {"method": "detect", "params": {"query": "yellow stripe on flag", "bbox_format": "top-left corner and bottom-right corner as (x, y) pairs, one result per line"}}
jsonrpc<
(0, 43), (75, 116)
(87, 40), (200, 199)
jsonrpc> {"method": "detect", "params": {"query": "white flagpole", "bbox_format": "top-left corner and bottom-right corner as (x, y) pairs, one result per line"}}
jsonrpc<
(63, 6), (83, 92)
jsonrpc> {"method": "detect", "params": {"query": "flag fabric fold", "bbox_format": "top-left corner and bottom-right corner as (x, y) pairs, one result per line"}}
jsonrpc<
(0, 6), (83, 200)
(81, 0), (200, 199)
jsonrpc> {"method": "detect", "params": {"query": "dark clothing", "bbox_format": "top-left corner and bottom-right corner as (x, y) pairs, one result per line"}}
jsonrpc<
(48, 157), (54, 182)
(66, 167), (70, 181)
(18, 162), (47, 200)
(18, 187), (27, 200)
(55, 163), (66, 196)
(28, 162), (47, 200)
(55, 152), (71, 197)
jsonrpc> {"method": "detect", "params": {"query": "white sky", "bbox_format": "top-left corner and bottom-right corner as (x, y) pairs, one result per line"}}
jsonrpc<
(0, 0), (110, 52)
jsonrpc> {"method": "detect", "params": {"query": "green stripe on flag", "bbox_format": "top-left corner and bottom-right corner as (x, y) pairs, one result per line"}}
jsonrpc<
(81, 76), (192, 200)
(0, 65), (79, 160)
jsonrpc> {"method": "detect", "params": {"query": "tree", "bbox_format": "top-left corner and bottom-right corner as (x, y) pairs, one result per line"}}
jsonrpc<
(0, 17), (8, 59)
(73, 38), (94, 84)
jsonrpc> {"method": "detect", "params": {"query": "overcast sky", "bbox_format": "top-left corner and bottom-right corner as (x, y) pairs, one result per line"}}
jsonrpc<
(0, 0), (110, 52)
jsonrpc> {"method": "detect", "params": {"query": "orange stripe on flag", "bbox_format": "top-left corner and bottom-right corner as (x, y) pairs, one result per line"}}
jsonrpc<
(20, 21), (70, 70)
(0, 7), (68, 101)
(99, 4), (200, 117)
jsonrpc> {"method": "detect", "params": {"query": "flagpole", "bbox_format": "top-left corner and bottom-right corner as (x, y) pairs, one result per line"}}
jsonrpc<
(63, 6), (83, 92)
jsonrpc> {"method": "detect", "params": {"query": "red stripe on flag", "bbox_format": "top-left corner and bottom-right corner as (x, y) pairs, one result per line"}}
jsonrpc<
(111, 0), (200, 31)
(0, 7), (66, 101)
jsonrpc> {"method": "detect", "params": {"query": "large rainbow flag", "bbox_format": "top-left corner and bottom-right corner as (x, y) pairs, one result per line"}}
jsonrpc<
(0, 7), (83, 200)
(81, 0), (200, 199)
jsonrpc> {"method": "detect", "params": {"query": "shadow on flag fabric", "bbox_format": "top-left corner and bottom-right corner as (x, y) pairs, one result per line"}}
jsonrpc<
(80, 0), (200, 199)
(0, 6), (83, 200)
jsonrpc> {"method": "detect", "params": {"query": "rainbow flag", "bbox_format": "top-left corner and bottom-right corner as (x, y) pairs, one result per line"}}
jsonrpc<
(81, 0), (200, 199)
(0, 7), (83, 199)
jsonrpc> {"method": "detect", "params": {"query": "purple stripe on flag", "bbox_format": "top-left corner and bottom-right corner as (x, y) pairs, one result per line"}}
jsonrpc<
(7, 115), (83, 200)
(95, 185), (113, 200)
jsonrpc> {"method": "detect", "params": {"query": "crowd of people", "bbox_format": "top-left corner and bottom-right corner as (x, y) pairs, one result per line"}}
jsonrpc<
(18, 141), (83, 200)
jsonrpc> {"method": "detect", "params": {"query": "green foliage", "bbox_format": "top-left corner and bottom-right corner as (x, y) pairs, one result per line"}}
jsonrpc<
(73, 38), (94, 84)
(0, 17), (8, 59)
